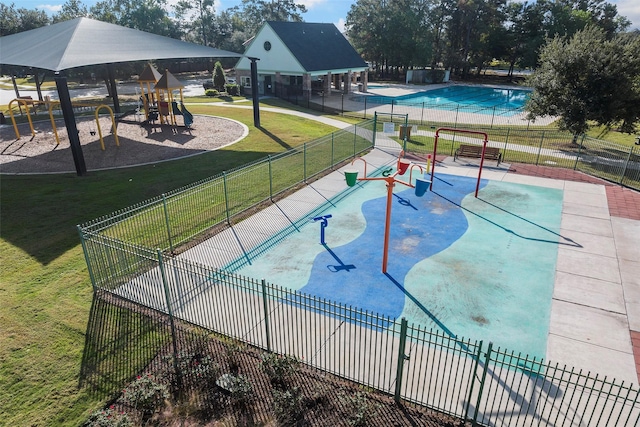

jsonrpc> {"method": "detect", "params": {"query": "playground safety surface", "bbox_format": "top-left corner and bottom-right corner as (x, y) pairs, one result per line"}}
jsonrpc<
(0, 114), (247, 174)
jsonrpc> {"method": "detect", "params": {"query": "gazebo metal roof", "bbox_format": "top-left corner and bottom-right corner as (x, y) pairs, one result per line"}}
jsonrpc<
(0, 17), (242, 71)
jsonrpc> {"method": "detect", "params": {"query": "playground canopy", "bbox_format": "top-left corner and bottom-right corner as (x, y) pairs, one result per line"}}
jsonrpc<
(0, 17), (242, 71)
(0, 17), (246, 175)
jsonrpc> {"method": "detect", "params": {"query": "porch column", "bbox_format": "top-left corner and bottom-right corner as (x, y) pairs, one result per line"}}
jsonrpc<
(303, 73), (312, 97)
(344, 70), (352, 94)
(362, 70), (368, 92)
(275, 72), (282, 96)
(325, 72), (332, 97)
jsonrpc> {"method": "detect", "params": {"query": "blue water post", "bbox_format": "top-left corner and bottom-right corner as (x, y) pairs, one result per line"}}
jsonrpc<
(312, 215), (332, 245)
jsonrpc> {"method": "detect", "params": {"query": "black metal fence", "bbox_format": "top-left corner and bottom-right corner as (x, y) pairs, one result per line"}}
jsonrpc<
(78, 115), (639, 425)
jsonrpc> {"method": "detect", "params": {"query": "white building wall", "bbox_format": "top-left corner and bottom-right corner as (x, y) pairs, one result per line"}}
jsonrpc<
(236, 25), (305, 75)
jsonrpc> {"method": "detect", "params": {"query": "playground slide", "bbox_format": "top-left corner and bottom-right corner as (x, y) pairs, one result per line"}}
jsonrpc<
(180, 102), (193, 128)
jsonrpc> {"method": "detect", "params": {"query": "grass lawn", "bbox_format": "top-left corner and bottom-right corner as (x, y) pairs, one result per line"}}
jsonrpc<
(0, 104), (344, 425)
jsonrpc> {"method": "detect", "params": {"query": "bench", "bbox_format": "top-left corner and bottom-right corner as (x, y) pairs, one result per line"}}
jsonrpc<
(454, 144), (502, 166)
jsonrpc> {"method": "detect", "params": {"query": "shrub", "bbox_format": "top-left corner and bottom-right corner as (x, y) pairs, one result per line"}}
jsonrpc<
(224, 339), (245, 372)
(205, 89), (219, 97)
(259, 353), (300, 385)
(119, 374), (169, 417)
(225, 83), (240, 96)
(339, 391), (381, 427)
(85, 406), (132, 427)
(175, 352), (221, 391)
(272, 387), (305, 426)
(216, 373), (253, 405)
(213, 61), (226, 91)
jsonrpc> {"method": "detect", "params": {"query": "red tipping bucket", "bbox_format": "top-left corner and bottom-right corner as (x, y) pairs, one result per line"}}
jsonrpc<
(344, 169), (359, 187)
(397, 159), (410, 175)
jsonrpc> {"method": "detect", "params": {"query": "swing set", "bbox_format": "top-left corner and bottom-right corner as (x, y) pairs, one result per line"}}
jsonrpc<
(7, 96), (120, 151)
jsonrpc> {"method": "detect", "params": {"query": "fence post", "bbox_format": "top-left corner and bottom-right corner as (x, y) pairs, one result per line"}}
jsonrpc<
(503, 129), (510, 161)
(455, 105), (459, 128)
(620, 146), (633, 185)
(373, 113), (378, 147)
(268, 155), (273, 201)
(574, 135), (583, 170)
(341, 93), (344, 116)
(463, 340), (484, 421)
(303, 142), (307, 182)
(394, 318), (409, 403)
(157, 249), (181, 393)
(162, 193), (174, 253)
(261, 279), (272, 352)
(391, 99), (395, 115)
(223, 171), (230, 225)
(331, 133), (335, 169)
(363, 97), (367, 120)
(421, 101), (425, 126)
(490, 106), (496, 128)
(77, 226), (98, 292)
(353, 124), (358, 157)
(535, 132), (545, 166)
(471, 342), (493, 426)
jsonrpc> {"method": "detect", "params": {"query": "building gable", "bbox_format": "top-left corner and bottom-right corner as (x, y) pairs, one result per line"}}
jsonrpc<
(235, 23), (305, 74)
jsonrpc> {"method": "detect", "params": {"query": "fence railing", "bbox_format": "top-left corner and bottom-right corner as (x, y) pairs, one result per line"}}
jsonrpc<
(78, 115), (639, 425)
(78, 240), (640, 426)
(80, 120), (376, 252)
(373, 121), (640, 191)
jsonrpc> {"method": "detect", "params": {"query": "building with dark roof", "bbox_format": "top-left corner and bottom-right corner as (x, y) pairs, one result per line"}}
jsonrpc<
(235, 21), (369, 98)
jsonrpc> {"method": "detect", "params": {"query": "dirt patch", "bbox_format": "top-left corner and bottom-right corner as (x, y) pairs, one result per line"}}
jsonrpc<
(0, 114), (246, 174)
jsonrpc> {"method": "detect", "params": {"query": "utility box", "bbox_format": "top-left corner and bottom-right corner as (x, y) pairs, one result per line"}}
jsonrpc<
(399, 124), (411, 140)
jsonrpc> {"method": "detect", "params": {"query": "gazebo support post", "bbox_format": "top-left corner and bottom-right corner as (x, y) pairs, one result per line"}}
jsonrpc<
(55, 74), (87, 176)
(250, 57), (260, 128)
(106, 64), (120, 114)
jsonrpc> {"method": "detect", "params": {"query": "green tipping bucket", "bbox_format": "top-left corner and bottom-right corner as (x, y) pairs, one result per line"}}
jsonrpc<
(415, 177), (430, 197)
(344, 169), (359, 187)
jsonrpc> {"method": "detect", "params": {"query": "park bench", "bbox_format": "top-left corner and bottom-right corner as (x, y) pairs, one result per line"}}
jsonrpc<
(454, 144), (502, 166)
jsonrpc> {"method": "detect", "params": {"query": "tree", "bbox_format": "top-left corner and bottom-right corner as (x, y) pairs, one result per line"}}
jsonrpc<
(174, 0), (217, 46)
(526, 26), (640, 138)
(52, 0), (88, 23)
(213, 61), (226, 90)
(89, 0), (181, 38)
(232, 0), (307, 35)
(0, 3), (49, 36)
(346, 0), (387, 75)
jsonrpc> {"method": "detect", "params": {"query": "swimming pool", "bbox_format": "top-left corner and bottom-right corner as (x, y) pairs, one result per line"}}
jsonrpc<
(364, 86), (530, 115)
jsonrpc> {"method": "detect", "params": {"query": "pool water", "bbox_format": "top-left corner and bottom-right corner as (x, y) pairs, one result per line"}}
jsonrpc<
(230, 174), (563, 358)
(366, 86), (530, 115)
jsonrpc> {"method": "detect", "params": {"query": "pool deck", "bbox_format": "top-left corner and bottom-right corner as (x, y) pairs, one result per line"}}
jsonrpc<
(178, 134), (640, 387)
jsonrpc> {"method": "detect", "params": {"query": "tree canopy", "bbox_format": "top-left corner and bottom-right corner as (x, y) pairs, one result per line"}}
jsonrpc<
(1, 0), (635, 81)
(526, 26), (640, 135)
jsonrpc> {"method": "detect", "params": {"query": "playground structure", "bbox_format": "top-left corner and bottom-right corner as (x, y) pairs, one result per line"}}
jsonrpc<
(7, 97), (119, 150)
(344, 151), (431, 273)
(138, 64), (193, 128)
(429, 127), (490, 198)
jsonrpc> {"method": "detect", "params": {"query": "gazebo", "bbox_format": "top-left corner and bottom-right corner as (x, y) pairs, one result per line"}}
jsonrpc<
(0, 18), (258, 176)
